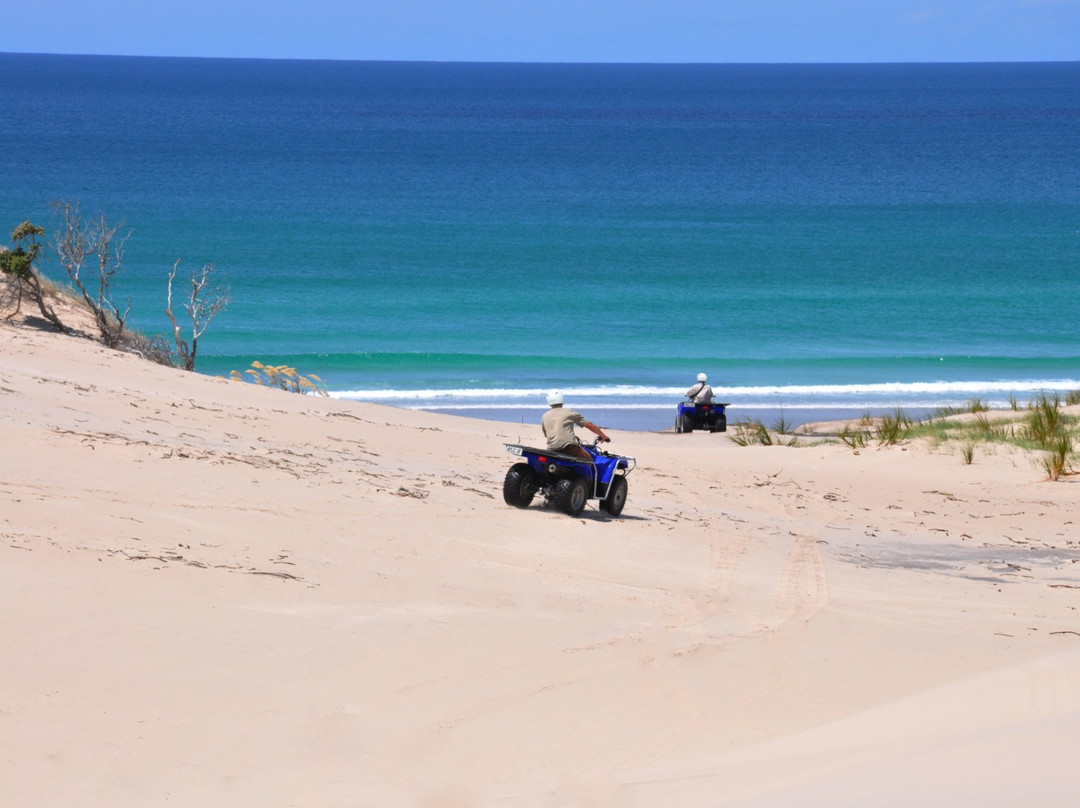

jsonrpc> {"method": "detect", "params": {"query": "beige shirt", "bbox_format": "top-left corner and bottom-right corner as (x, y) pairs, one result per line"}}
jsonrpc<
(542, 406), (588, 450)
(686, 382), (714, 404)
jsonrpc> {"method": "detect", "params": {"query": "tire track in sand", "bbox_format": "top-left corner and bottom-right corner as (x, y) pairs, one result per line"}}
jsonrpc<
(613, 528), (832, 771)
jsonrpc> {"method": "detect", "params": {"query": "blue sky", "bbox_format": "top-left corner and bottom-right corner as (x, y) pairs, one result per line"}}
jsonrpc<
(9, 0), (1080, 62)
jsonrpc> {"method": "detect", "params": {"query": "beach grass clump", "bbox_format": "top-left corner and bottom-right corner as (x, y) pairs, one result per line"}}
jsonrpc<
(838, 423), (870, 450)
(1040, 432), (1075, 481)
(912, 410), (1023, 448)
(908, 393), (1078, 480)
(730, 418), (773, 446)
(908, 414), (968, 446)
(874, 407), (912, 446)
(230, 360), (329, 396)
(1018, 393), (1078, 480)
(730, 396), (1076, 475)
(973, 412), (1014, 442)
(729, 418), (802, 447)
(931, 404), (965, 419)
(771, 410), (795, 436)
(1024, 393), (1064, 448)
(1066, 390), (1080, 407)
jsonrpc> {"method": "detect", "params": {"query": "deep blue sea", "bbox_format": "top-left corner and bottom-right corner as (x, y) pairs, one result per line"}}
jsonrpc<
(3, 54), (1079, 429)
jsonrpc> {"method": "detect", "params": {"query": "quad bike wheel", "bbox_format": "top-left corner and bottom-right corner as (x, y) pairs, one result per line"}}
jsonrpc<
(553, 476), (588, 517)
(676, 414), (693, 433)
(503, 463), (538, 508)
(599, 475), (628, 517)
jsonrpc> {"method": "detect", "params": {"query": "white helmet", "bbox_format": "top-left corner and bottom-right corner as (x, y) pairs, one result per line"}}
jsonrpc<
(546, 390), (564, 406)
(697, 372), (708, 382)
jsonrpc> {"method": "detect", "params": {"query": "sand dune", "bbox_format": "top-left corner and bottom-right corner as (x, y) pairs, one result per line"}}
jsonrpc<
(2, 315), (1078, 807)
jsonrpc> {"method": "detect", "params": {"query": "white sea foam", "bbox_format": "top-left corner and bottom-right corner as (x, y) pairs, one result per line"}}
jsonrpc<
(330, 379), (1080, 403)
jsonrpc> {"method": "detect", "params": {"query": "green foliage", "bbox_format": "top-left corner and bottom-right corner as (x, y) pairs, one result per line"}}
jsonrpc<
(230, 361), (328, 396)
(0, 246), (34, 280)
(1066, 390), (1080, 407)
(11, 221), (45, 243)
(0, 221), (44, 280)
(1, 220), (67, 331)
(960, 442), (975, 465)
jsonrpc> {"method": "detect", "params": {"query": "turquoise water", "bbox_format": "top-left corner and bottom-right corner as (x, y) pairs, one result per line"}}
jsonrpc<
(2, 55), (1079, 428)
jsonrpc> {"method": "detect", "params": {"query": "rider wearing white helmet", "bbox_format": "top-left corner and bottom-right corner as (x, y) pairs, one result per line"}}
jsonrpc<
(542, 390), (610, 460)
(686, 372), (714, 404)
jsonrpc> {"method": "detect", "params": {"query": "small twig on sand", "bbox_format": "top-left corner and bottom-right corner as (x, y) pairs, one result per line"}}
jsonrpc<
(246, 570), (303, 581)
(754, 470), (799, 488)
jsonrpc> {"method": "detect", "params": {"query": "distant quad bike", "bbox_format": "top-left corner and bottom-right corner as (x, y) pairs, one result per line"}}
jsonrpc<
(502, 438), (637, 517)
(675, 401), (729, 433)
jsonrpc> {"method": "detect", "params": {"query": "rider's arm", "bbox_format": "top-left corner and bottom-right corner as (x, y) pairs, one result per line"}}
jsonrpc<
(584, 421), (610, 442)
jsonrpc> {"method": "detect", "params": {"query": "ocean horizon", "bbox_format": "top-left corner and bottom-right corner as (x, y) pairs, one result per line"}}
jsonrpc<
(2, 54), (1078, 431)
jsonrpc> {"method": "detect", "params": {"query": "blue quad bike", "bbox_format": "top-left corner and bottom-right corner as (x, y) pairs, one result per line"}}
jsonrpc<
(675, 401), (729, 434)
(502, 439), (637, 517)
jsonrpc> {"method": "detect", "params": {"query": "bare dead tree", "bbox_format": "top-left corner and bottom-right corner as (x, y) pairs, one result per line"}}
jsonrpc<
(52, 201), (132, 347)
(165, 258), (231, 371)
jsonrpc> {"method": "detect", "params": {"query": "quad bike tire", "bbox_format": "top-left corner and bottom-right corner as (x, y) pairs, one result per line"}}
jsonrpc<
(599, 475), (628, 517)
(503, 463), (538, 508)
(676, 414), (693, 433)
(553, 476), (588, 517)
(710, 415), (728, 433)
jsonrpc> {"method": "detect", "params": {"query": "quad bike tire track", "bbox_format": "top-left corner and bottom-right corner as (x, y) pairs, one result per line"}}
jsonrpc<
(612, 527), (833, 771)
(391, 520), (834, 774)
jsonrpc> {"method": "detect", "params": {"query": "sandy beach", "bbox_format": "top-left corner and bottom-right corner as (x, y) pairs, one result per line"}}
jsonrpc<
(3, 304), (1079, 806)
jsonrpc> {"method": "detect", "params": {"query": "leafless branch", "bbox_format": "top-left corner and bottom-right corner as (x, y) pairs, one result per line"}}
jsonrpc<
(52, 201), (132, 347)
(166, 258), (230, 371)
